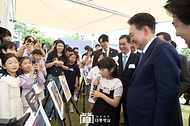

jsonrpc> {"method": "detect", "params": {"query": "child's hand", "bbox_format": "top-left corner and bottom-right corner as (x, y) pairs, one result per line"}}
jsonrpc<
(34, 62), (41, 72)
(29, 65), (35, 76)
(93, 80), (99, 86)
(90, 90), (102, 98)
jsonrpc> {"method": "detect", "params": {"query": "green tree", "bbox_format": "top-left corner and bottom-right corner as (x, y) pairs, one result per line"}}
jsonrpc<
(180, 47), (190, 60)
(64, 33), (92, 42)
(14, 22), (55, 47)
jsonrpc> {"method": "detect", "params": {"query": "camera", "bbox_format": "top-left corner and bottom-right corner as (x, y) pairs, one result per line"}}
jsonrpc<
(27, 39), (32, 43)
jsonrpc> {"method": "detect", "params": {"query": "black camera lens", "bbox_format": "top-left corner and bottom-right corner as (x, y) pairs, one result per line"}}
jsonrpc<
(27, 39), (32, 43)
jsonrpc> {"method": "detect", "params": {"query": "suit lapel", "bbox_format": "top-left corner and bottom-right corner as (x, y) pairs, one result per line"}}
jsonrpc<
(130, 38), (158, 82)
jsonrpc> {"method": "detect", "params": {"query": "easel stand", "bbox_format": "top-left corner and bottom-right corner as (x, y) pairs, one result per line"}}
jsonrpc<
(76, 77), (86, 113)
(70, 99), (80, 116)
(63, 97), (72, 126)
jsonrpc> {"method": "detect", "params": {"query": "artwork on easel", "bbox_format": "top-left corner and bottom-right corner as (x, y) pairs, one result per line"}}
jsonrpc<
(80, 70), (89, 86)
(32, 107), (48, 126)
(25, 88), (40, 114)
(47, 81), (64, 120)
(59, 75), (72, 102)
(24, 105), (51, 126)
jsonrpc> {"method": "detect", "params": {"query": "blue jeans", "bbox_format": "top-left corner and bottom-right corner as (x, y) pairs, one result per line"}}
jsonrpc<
(45, 74), (62, 118)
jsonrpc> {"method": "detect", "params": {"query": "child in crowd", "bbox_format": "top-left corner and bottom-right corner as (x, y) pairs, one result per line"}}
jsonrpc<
(64, 53), (80, 112)
(81, 47), (93, 71)
(31, 49), (46, 76)
(0, 41), (17, 75)
(87, 52), (106, 111)
(89, 57), (123, 126)
(45, 40), (69, 119)
(0, 41), (17, 57)
(0, 53), (23, 119)
(19, 56), (45, 112)
(81, 47), (94, 94)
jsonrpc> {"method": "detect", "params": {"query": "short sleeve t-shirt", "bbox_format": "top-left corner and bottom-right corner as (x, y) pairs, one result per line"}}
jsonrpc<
(99, 78), (123, 97)
(64, 63), (80, 90)
(46, 52), (68, 76)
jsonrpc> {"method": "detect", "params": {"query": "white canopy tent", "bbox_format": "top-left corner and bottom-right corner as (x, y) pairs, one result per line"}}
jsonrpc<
(0, 0), (171, 34)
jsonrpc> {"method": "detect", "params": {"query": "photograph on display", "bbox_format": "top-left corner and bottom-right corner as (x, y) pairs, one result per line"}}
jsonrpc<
(47, 81), (64, 120)
(59, 75), (72, 102)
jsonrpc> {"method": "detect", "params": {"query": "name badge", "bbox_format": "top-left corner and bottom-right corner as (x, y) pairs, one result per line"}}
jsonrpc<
(128, 64), (135, 69)
(69, 68), (74, 71)
(103, 87), (110, 94)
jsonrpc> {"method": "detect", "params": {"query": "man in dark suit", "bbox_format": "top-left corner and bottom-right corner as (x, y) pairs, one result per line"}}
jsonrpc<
(156, 32), (190, 97)
(127, 13), (182, 126)
(116, 35), (139, 126)
(130, 41), (141, 55)
(92, 34), (118, 67)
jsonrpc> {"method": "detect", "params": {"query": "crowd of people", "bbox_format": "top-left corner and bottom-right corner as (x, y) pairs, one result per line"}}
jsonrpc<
(0, 0), (190, 125)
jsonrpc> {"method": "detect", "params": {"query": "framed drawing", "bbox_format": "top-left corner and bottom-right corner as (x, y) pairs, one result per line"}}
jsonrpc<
(47, 81), (64, 120)
(59, 75), (72, 102)
(24, 105), (51, 126)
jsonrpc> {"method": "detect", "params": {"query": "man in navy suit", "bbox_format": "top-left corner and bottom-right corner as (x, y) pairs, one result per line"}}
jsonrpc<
(156, 32), (190, 97)
(92, 34), (118, 67)
(116, 35), (139, 126)
(127, 13), (182, 126)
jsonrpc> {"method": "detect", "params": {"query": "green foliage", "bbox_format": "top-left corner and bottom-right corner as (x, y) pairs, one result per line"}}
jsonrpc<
(64, 33), (84, 40)
(64, 33), (92, 42)
(14, 22), (55, 47)
(180, 48), (190, 60)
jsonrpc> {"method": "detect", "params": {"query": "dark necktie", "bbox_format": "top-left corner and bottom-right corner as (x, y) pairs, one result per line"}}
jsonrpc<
(104, 49), (108, 57)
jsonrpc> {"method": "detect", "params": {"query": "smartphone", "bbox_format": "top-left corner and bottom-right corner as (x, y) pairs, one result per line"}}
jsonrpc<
(32, 60), (37, 68)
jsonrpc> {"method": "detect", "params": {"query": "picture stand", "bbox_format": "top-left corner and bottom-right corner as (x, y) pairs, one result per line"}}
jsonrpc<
(70, 99), (80, 116)
(44, 80), (66, 126)
(59, 75), (81, 124)
(76, 76), (86, 113)
(63, 97), (72, 126)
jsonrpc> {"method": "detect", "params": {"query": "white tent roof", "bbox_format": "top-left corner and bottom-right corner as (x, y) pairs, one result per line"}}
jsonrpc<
(13, 0), (171, 34)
